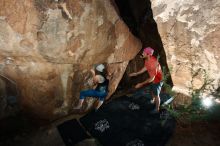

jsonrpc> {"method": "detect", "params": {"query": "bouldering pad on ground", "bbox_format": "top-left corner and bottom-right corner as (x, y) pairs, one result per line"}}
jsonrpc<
(80, 88), (176, 146)
(57, 119), (90, 146)
(58, 87), (176, 146)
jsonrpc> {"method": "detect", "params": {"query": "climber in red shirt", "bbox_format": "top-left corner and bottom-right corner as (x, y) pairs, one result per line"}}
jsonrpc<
(129, 47), (163, 113)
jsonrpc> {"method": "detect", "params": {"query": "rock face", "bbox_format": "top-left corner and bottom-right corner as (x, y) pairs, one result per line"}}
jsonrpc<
(152, 0), (220, 98)
(114, 0), (172, 91)
(0, 0), (141, 119)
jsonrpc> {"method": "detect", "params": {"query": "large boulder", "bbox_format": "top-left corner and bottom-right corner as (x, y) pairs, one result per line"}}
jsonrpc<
(0, 0), (141, 119)
(152, 0), (220, 102)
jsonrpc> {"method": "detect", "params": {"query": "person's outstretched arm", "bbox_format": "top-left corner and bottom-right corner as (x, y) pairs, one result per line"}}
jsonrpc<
(129, 67), (147, 77)
(135, 76), (155, 88)
(135, 62), (157, 88)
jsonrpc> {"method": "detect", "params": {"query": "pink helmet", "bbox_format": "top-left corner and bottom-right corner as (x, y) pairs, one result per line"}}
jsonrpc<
(143, 47), (154, 56)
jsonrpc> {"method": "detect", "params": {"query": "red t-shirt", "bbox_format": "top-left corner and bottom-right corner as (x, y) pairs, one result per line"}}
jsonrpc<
(145, 56), (163, 83)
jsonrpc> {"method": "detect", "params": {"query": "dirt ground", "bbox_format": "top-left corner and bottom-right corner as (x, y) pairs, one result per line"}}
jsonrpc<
(166, 120), (220, 146)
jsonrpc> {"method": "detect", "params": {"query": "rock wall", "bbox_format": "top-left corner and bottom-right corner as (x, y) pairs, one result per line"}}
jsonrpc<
(0, 0), (141, 119)
(152, 0), (220, 99)
(114, 0), (172, 91)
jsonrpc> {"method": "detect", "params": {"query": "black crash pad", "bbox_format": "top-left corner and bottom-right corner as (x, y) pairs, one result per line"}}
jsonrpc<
(57, 119), (90, 146)
(58, 87), (175, 146)
(80, 88), (176, 146)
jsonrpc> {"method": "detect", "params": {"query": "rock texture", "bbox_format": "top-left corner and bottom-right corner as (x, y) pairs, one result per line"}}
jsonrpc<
(114, 0), (172, 91)
(0, 0), (141, 119)
(152, 0), (220, 100)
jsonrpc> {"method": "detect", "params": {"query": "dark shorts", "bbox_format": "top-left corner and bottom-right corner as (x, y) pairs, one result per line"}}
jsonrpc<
(150, 81), (163, 97)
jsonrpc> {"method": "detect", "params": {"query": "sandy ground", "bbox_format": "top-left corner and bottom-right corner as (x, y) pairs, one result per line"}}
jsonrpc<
(166, 121), (220, 146)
